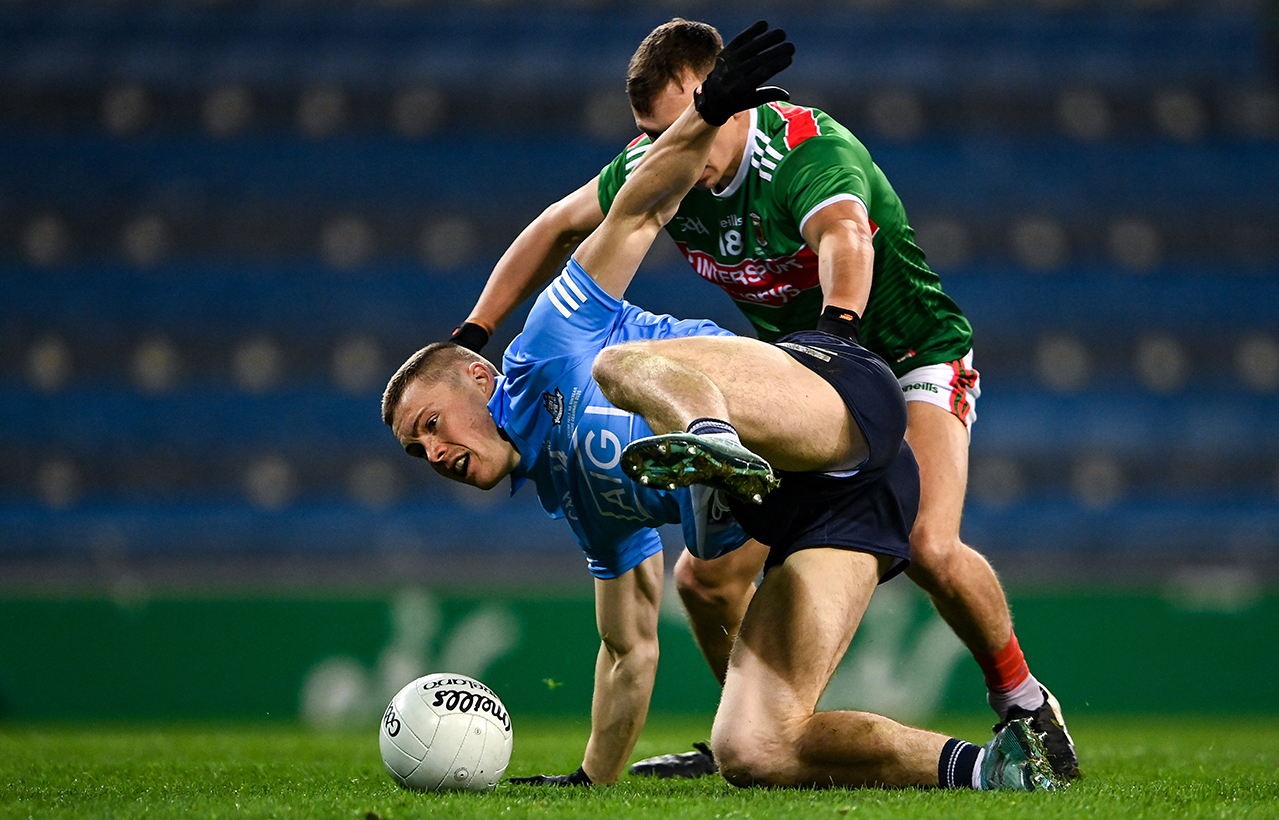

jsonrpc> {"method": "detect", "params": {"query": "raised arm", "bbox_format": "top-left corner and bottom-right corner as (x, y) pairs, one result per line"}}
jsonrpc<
(571, 105), (718, 300)
(575, 22), (794, 300)
(449, 177), (605, 351)
(466, 178), (605, 342)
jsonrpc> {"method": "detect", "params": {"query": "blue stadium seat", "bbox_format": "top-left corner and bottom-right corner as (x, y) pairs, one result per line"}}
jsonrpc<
(0, 0), (1275, 571)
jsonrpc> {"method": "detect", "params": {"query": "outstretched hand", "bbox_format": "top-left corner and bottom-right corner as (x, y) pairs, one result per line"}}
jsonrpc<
(694, 21), (795, 126)
(508, 766), (593, 786)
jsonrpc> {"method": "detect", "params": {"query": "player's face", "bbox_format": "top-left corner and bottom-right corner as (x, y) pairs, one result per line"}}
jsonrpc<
(392, 367), (520, 490)
(633, 70), (749, 194)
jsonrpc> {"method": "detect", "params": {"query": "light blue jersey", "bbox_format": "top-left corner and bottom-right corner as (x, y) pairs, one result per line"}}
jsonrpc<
(489, 258), (750, 579)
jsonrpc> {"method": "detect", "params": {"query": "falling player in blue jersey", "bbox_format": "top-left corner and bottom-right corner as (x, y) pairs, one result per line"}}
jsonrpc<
(381, 23), (1063, 792)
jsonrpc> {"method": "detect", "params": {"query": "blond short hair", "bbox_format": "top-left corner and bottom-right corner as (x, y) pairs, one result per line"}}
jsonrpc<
(381, 342), (496, 427)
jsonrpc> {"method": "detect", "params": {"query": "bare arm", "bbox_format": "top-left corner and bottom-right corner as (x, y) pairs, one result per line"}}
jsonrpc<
(573, 104), (720, 301)
(465, 176), (605, 334)
(801, 198), (876, 316)
(581, 552), (664, 783)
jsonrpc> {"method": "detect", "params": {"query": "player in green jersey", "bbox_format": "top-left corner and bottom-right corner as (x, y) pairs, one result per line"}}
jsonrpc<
(449, 18), (1077, 781)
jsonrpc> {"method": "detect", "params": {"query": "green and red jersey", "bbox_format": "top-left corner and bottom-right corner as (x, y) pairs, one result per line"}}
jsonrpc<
(597, 102), (972, 377)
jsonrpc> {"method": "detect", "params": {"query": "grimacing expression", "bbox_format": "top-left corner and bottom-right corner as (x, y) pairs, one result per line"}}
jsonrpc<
(633, 70), (749, 193)
(392, 366), (519, 490)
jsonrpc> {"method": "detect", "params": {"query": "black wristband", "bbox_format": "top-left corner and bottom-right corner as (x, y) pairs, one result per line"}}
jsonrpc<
(815, 305), (862, 344)
(450, 321), (490, 353)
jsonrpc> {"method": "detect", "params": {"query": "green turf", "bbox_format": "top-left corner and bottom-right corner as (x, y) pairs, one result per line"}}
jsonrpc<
(3, 715), (1277, 819)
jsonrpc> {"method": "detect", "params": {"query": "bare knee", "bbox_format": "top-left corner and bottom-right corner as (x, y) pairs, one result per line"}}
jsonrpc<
(906, 524), (1007, 631)
(906, 521), (971, 586)
(673, 551), (714, 606)
(712, 731), (794, 789)
(711, 698), (810, 788)
(592, 343), (679, 428)
(591, 345), (635, 405)
(674, 550), (752, 608)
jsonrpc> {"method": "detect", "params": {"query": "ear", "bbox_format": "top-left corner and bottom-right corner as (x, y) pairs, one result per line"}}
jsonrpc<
(680, 66), (708, 94)
(675, 73), (706, 101)
(467, 361), (496, 397)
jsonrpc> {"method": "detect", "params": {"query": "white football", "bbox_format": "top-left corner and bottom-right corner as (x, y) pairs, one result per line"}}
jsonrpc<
(379, 673), (514, 791)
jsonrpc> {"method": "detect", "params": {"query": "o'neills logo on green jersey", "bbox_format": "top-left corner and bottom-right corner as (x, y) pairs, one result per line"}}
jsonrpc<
(674, 242), (821, 306)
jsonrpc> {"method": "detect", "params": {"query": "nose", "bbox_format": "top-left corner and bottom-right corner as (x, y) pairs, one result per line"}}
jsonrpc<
(426, 439), (448, 464)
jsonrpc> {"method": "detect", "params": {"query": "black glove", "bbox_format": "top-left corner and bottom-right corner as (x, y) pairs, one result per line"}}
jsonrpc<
(508, 766), (593, 786)
(694, 21), (795, 126)
(449, 321), (489, 353)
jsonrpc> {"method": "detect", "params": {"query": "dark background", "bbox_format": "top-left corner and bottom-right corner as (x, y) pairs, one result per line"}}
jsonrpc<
(2, 0), (1277, 592)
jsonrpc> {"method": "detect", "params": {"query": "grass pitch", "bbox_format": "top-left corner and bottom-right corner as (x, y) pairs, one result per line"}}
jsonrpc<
(3, 714), (1277, 819)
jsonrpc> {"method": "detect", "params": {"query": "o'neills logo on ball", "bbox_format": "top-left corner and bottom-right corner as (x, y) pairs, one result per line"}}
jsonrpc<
(429, 688), (512, 733)
(421, 676), (494, 695)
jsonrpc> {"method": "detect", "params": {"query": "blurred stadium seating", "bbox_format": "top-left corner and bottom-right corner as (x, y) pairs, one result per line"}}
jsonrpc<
(2, 0), (1277, 585)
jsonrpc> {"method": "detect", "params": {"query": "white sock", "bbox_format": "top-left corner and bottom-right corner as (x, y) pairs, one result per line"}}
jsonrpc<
(988, 674), (1046, 719)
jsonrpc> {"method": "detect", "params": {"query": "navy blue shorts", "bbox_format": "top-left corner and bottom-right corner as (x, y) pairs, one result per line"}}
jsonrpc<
(726, 331), (920, 582)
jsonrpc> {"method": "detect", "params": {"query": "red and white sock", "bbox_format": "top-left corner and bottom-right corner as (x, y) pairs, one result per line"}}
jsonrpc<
(975, 632), (1046, 718)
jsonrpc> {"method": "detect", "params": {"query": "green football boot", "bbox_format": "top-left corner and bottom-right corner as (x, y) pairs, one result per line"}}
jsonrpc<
(979, 718), (1069, 792)
(620, 432), (780, 504)
(993, 687), (1080, 781)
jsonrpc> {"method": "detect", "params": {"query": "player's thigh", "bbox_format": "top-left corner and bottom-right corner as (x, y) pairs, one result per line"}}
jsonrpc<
(677, 538), (768, 594)
(714, 548), (883, 737)
(623, 335), (856, 471)
(903, 401), (969, 558)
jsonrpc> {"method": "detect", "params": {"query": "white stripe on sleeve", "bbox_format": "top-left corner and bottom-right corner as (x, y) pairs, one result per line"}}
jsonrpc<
(553, 278), (579, 309)
(561, 271), (589, 302)
(798, 193), (868, 237)
(546, 286), (572, 318)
